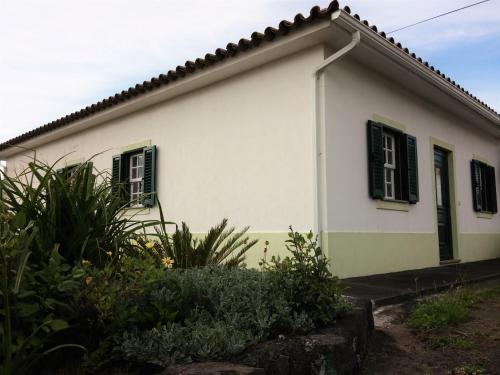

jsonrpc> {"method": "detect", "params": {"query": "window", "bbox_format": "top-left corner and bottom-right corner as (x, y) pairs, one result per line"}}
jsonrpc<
(383, 132), (396, 200)
(367, 120), (419, 204)
(129, 153), (144, 206)
(57, 164), (80, 179)
(471, 160), (497, 214)
(112, 146), (157, 208)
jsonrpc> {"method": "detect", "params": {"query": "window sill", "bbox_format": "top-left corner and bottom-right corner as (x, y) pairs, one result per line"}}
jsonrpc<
(123, 207), (151, 216)
(476, 212), (494, 219)
(376, 200), (410, 212)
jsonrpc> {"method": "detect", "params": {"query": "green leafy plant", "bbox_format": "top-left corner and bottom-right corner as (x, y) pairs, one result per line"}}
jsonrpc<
(0, 219), (85, 375)
(141, 217), (258, 268)
(0, 157), (161, 268)
(263, 227), (349, 326)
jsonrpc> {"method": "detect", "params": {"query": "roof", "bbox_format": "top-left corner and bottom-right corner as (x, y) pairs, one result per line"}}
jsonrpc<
(1, 1), (499, 152)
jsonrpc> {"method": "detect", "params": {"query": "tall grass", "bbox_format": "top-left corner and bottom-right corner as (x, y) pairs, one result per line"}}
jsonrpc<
(407, 288), (476, 330)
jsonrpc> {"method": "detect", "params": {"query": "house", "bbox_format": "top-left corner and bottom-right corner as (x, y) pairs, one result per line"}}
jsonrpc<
(1, 1), (499, 278)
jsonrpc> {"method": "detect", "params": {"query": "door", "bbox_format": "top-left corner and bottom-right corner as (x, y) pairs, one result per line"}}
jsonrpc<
(434, 147), (453, 261)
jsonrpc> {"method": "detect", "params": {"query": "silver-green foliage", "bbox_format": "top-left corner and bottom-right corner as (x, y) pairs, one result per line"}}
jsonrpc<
(107, 266), (314, 368)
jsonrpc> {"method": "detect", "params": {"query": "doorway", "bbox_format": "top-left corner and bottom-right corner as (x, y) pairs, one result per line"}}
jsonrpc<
(434, 146), (453, 261)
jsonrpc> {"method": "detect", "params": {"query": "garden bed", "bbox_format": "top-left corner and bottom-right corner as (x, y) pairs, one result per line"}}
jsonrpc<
(162, 300), (374, 375)
(1, 160), (354, 375)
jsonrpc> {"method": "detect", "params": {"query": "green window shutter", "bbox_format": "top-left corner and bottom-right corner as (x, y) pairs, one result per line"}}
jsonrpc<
(112, 154), (123, 198)
(367, 121), (384, 199)
(142, 145), (157, 208)
(487, 165), (497, 213)
(470, 160), (482, 212)
(404, 134), (419, 204)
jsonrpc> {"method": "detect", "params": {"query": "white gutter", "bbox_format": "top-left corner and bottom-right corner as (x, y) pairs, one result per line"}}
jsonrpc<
(312, 11), (360, 246)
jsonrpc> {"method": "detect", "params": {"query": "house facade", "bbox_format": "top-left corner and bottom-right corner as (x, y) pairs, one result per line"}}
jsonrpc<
(1, 2), (499, 278)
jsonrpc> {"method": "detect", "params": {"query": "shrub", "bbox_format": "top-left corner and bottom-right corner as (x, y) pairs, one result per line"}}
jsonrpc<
(407, 288), (476, 331)
(0, 158), (167, 374)
(0, 218), (85, 375)
(263, 227), (349, 326)
(84, 228), (349, 371)
(82, 264), (310, 370)
(2, 160), (349, 373)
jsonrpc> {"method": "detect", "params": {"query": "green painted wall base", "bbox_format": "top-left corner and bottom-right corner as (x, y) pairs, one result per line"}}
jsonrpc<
(327, 232), (439, 278)
(459, 234), (500, 263)
(244, 232), (290, 269)
(241, 232), (500, 279)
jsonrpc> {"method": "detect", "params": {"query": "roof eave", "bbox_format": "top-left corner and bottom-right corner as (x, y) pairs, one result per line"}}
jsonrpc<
(0, 19), (333, 159)
(332, 11), (500, 131)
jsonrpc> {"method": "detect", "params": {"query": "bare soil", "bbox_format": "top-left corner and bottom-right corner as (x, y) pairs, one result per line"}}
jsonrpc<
(361, 285), (500, 375)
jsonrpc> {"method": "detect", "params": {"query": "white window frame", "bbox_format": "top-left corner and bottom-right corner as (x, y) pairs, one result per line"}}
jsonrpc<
(129, 153), (144, 207)
(383, 132), (396, 200)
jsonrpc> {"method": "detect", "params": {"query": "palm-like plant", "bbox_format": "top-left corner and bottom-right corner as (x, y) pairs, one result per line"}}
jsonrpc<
(152, 216), (258, 268)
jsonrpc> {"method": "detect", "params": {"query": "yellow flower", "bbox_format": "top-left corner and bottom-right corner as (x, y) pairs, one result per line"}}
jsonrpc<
(105, 251), (112, 257)
(85, 276), (93, 285)
(145, 242), (155, 249)
(162, 257), (175, 268)
(82, 259), (91, 266)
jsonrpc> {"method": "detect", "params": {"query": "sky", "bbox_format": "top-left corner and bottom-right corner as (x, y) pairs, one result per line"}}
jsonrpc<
(0, 0), (499, 146)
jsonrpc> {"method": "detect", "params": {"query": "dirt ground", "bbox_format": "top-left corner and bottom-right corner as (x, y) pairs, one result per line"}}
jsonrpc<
(361, 284), (500, 375)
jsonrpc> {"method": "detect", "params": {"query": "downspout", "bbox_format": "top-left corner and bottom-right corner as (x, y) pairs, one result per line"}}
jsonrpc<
(312, 16), (360, 251)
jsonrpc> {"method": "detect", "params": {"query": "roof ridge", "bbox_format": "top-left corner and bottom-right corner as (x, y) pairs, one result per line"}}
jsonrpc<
(1, 1), (498, 152)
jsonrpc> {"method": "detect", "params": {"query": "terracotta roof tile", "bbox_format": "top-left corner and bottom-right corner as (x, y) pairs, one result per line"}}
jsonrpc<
(1, 0), (497, 152)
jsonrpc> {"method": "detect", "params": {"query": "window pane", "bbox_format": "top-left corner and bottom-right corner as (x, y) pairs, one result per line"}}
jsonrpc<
(387, 150), (393, 165)
(386, 136), (392, 150)
(435, 168), (443, 207)
(385, 168), (392, 183)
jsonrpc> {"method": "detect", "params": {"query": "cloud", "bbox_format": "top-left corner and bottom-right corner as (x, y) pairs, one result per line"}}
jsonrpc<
(0, 0), (498, 145)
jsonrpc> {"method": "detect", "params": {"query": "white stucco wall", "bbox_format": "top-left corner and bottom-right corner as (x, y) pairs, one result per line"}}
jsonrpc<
(4, 42), (499, 277)
(324, 56), (500, 277)
(5, 46), (325, 263)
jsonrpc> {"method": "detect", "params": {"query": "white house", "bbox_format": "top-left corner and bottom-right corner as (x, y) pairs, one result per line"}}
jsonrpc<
(1, 1), (499, 278)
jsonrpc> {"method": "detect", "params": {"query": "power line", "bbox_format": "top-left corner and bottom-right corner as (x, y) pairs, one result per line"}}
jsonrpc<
(386, 0), (491, 35)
